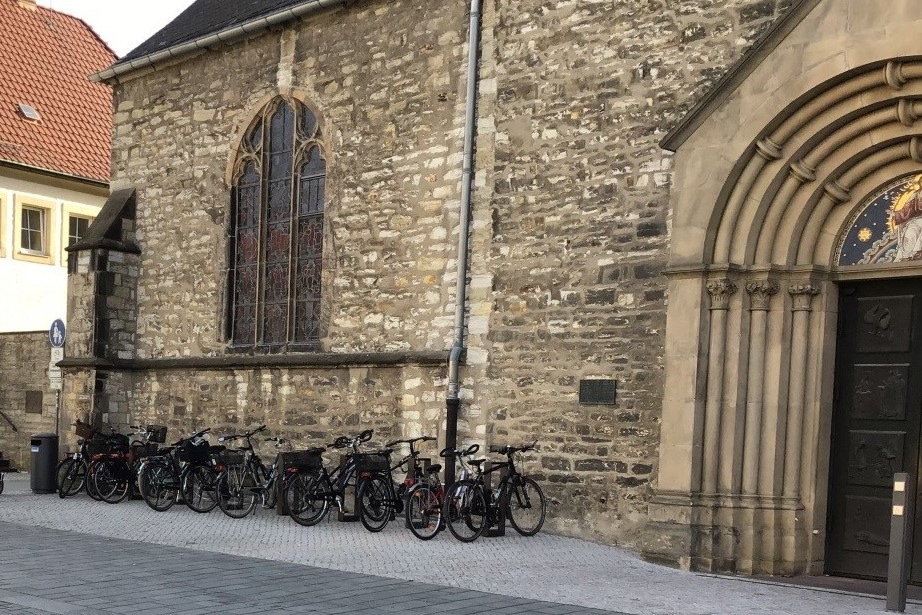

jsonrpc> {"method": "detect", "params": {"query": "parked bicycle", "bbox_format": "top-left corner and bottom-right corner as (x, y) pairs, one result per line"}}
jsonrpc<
(214, 425), (299, 519)
(86, 430), (133, 504)
(356, 435), (439, 533)
(402, 444), (458, 540)
(285, 429), (374, 527)
(138, 427), (219, 513)
(442, 441), (547, 542)
(57, 419), (102, 500)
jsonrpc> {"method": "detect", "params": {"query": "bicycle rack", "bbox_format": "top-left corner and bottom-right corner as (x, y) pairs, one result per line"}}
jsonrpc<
(337, 454), (359, 522)
(483, 460), (507, 537)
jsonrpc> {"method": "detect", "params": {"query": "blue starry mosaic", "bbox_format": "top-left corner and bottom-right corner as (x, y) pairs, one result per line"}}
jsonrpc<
(837, 173), (922, 266)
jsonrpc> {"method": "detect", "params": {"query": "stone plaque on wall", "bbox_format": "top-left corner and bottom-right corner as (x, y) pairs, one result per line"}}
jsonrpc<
(579, 379), (617, 405)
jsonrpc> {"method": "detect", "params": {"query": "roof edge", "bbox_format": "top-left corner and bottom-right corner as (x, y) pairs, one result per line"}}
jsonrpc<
(91, 0), (354, 83)
(0, 160), (109, 191)
(660, 0), (822, 152)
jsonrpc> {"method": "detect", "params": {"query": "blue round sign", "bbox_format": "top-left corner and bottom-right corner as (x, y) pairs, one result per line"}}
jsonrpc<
(49, 319), (66, 348)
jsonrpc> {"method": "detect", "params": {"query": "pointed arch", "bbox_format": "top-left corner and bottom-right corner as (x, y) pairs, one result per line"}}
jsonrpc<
(227, 96), (327, 349)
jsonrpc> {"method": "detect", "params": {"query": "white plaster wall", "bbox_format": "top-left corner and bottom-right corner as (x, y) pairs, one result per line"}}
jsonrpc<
(0, 171), (105, 333)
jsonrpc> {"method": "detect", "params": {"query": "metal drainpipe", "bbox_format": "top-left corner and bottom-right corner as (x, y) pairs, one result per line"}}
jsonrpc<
(445, 0), (483, 486)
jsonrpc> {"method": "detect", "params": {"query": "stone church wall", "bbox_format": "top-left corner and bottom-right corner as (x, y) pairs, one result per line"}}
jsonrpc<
(0, 332), (56, 470)
(100, 2), (479, 459)
(484, 0), (794, 545)
(71, 0), (796, 549)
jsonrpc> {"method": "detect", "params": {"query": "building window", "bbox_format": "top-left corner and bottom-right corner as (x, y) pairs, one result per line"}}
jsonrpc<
(21, 206), (46, 254)
(228, 97), (326, 349)
(67, 215), (92, 247)
(60, 202), (100, 265)
(13, 194), (55, 265)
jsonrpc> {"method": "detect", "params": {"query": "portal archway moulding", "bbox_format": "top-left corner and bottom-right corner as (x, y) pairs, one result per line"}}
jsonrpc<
(648, 56), (922, 575)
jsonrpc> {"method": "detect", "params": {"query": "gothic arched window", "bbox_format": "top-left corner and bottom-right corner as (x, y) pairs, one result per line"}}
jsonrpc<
(228, 98), (326, 348)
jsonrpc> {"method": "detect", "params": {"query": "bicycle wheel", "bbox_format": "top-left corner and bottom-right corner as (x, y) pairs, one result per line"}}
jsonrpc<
(285, 472), (328, 527)
(444, 480), (487, 542)
(358, 475), (391, 533)
(85, 461), (102, 501)
(92, 459), (131, 504)
(406, 484), (441, 540)
(506, 476), (547, 536)
(216, 466), (258, 519)
(140, 462), (178, 512)
(182, 465), (218, 513)
(57, 458), (85, 498)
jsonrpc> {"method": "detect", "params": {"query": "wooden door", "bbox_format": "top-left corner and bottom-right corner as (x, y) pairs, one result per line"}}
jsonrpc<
(827, 279), (922, 581)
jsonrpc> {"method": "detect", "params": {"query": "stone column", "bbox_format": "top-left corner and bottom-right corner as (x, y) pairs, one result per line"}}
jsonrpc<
(702, 279), (737, 495)
(742, 280), (778, 495)
(783, 282), (820, 498)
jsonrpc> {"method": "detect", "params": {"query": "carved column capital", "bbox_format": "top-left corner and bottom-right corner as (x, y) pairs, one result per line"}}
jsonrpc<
(706, 279), (737, 310)
(746, 280), (779, 311)
(788, 282), (821, 312)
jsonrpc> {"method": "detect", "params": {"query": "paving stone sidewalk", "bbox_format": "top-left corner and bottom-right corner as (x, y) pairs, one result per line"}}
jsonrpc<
(0, 522), (618, 615)
(0, 474), (918, 615)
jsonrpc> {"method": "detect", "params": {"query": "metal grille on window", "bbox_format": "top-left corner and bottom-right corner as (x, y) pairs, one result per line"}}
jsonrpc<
(229, 98), (326, 348)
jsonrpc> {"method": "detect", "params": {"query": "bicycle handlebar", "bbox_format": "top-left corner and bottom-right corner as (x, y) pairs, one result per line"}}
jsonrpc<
(328, 429), (374, 450)
(218, 425), (266, 443)
(171, 427), (211, 447)
(488, 440), (540, 456)
(385, 435), (436, 448)
(439, 443), (480, 458)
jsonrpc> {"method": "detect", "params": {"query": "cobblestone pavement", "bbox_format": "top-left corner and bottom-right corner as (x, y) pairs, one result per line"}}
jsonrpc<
(0, 522), (617, 615)
(0, 474), (918, 615)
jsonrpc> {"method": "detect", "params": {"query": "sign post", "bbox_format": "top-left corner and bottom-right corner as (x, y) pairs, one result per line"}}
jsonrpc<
(48, 319), (65, 436)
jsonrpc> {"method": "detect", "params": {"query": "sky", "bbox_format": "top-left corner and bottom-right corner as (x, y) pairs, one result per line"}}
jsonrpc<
(36, 0), (197, 57)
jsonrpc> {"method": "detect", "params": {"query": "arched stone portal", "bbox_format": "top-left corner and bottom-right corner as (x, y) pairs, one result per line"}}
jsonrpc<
(648, 49), (922, 576)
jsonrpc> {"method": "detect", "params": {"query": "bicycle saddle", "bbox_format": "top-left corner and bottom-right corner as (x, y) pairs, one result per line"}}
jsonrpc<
(469, 458), (487, 468)
(426, 464), (442, 474)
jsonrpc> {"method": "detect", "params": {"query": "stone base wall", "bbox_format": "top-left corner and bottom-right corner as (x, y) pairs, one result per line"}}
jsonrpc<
(121, 365), (446, 455)
(0, 332), (57, 470)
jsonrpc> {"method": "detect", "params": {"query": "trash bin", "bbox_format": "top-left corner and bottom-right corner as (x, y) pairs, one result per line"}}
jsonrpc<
(30, 433), (58, 494)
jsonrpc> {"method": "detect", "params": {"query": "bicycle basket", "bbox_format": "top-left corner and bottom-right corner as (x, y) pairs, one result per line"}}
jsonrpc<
(218, 450), (246, 467)
(280, 450), (323, 472)
(130, 443), (159, 461)
(177, 440), (211, 463)
(85, 441), (110, 458)
(74, 421), (96, 439)
(146, 425), (167, 444)
(353, 453), (389, 473)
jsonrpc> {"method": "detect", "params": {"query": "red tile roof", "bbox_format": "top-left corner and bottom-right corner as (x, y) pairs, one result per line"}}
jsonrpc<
(0, 0), (115, 183)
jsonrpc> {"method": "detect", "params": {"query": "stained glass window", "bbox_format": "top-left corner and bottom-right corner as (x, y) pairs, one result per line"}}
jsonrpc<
(229, 98), (326, 348)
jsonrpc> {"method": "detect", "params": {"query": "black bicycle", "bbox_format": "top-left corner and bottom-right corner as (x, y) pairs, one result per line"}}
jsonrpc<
(285, 429), (374, 527)
(442, 441), (547, 542)
(57, 420), (102, 499)
(86, 431), (134, 504)
(138, 427), (219, 513)
(214, 425), (298, 519)
(356, 435), (439, 533)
